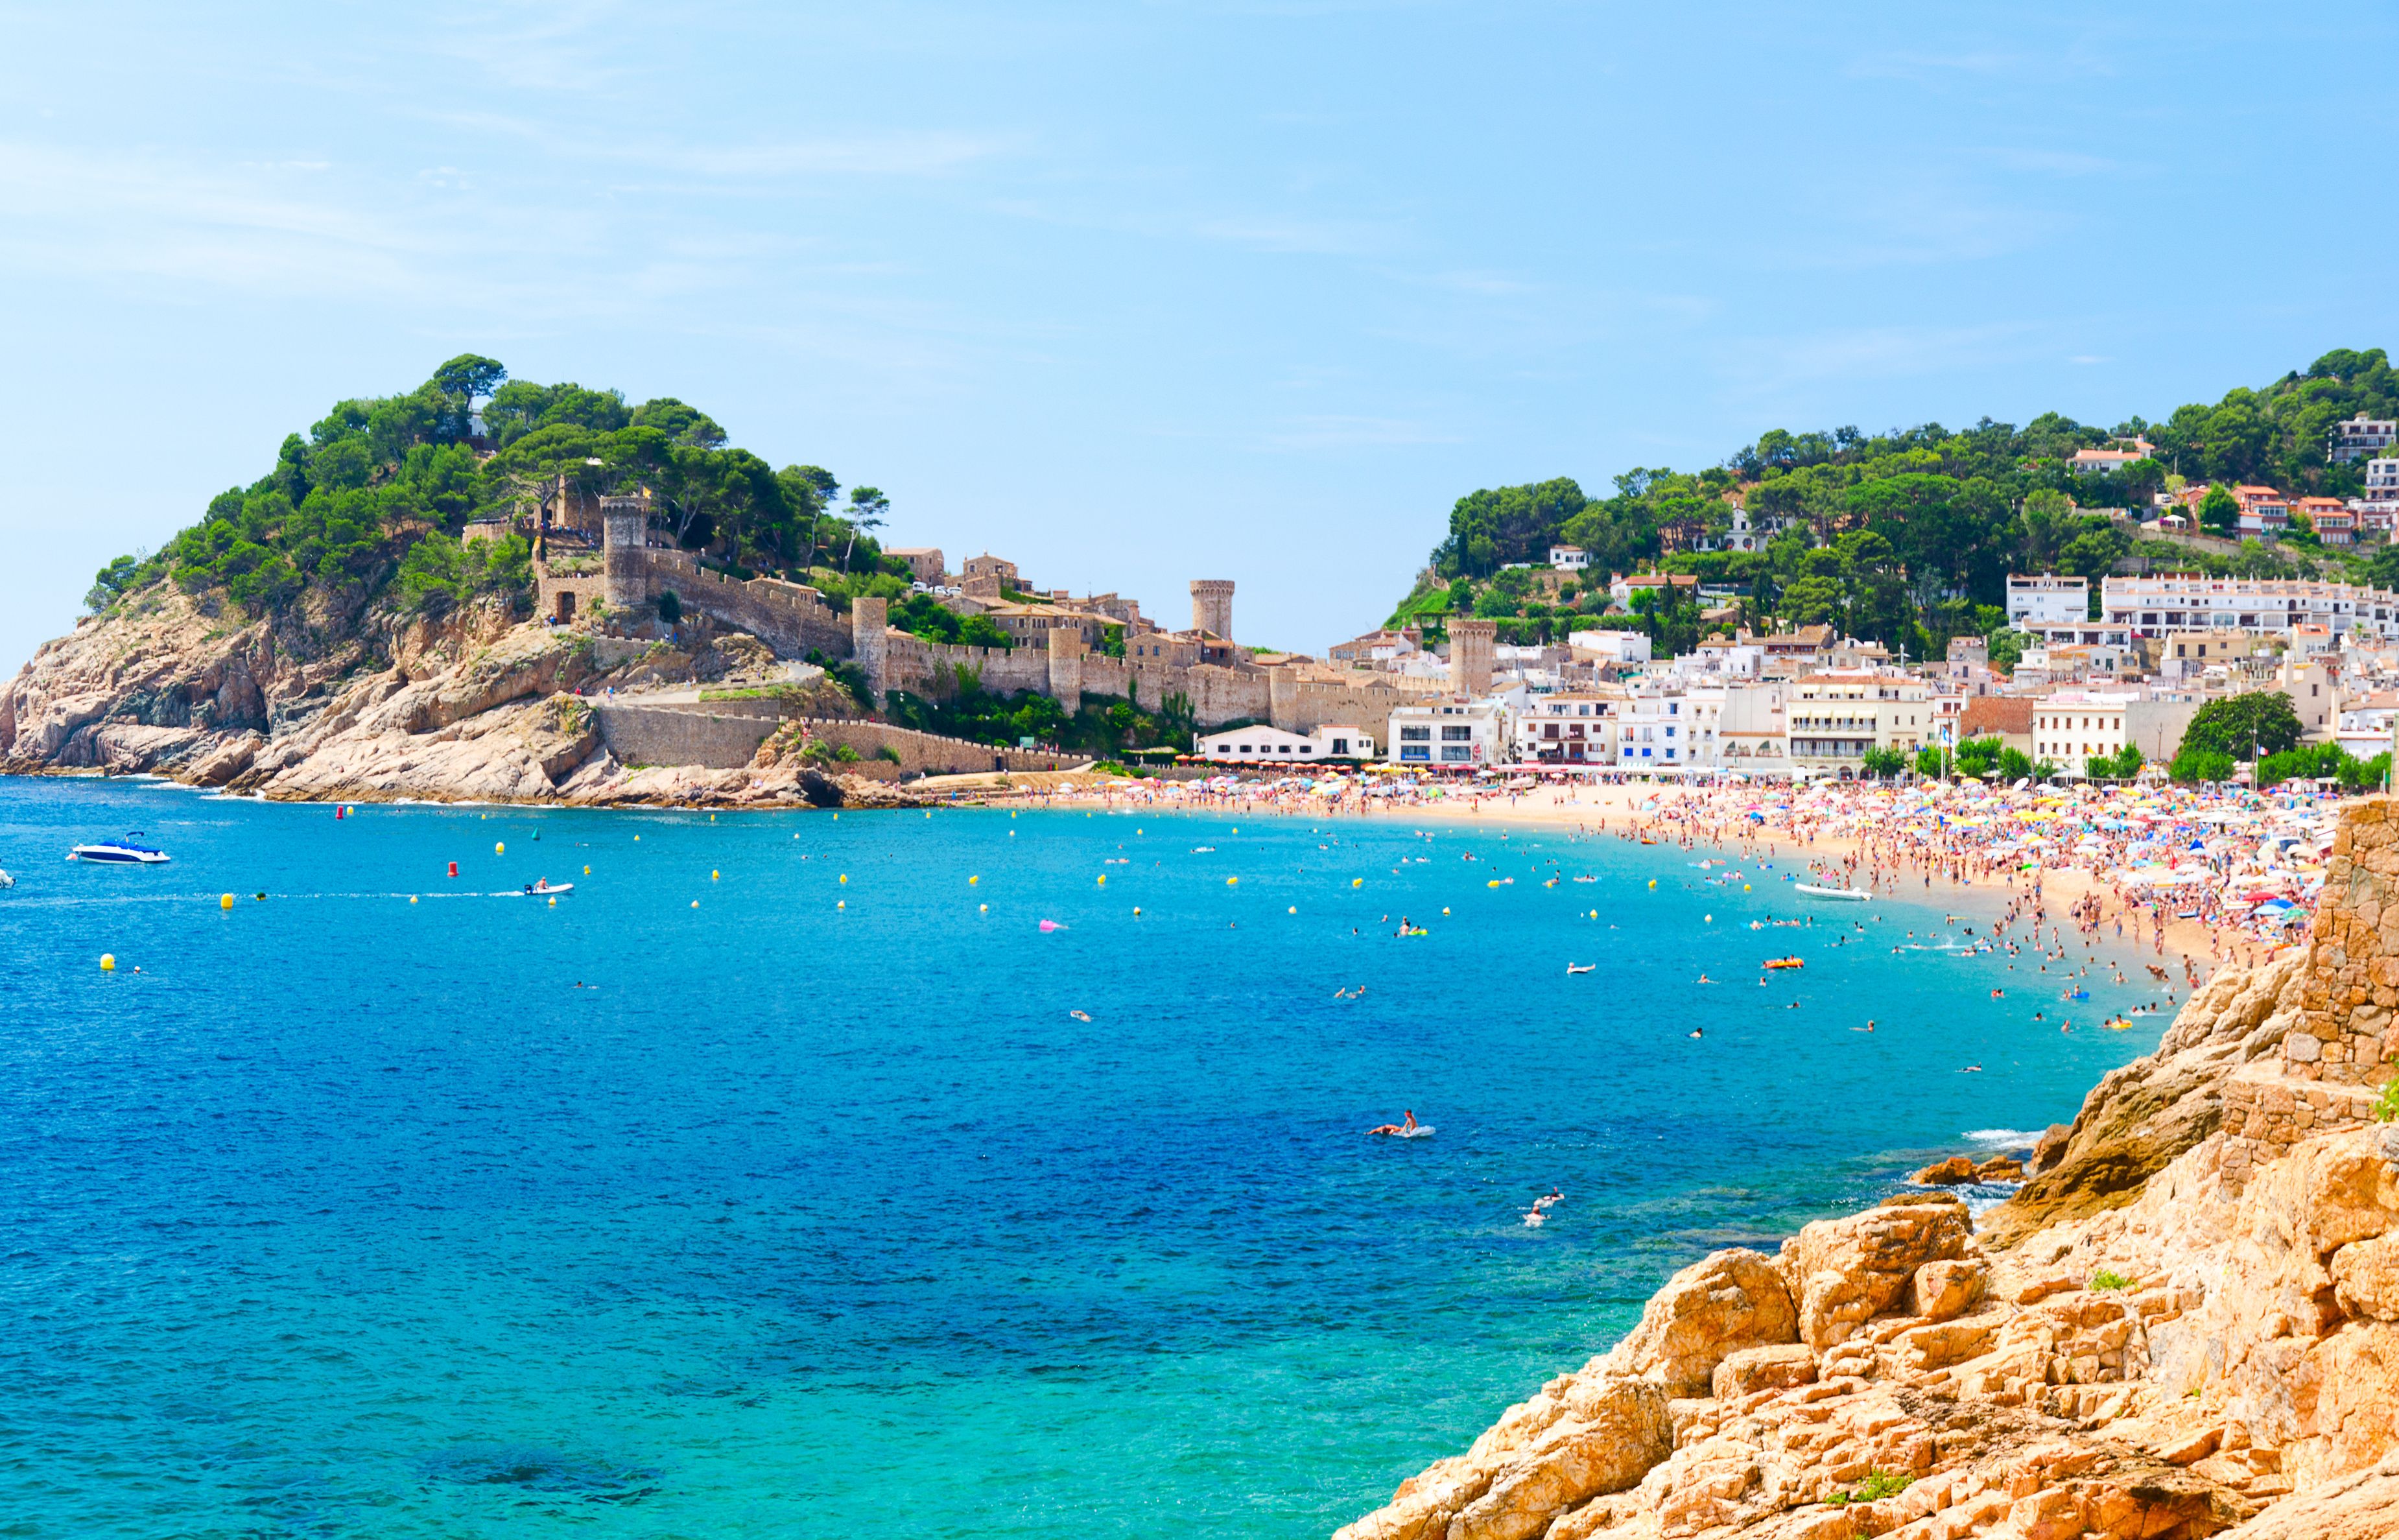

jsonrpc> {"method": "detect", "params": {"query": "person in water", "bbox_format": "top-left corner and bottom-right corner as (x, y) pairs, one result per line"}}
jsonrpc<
(1688, 1026), (1703, 1038)
(1367, 1110), (1420, 1137)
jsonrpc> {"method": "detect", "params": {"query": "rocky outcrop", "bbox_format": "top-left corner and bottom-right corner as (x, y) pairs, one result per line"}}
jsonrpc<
(1334, 801), (2399, 1540)
(2, 584), (941, 809)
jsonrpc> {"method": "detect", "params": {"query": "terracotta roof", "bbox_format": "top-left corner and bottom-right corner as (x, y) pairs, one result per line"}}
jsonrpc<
(1960, 697), (2035, 737)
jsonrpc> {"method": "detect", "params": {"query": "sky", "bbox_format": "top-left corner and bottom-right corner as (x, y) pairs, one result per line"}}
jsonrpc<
(3, 1), (2394, 672)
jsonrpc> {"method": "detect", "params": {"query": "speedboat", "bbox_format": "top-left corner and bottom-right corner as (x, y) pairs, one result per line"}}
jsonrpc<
(68, 835), (170, 865)
(1794, 883), (1868, 901)
(521, 879), (574, 895)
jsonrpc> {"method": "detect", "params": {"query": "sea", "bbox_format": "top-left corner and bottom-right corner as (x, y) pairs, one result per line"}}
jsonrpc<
(0, 778), (2166, 1539)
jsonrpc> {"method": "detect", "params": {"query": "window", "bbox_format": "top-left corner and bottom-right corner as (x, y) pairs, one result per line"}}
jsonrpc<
(1400, 745), (1430, 761)
(1400, 726), (1430, 742)
(1278, 744), (1294, 753)
(1330, 739), (1349, 755)
(1441, 726), (1472, 741)
(1441, 746), (1472, 762)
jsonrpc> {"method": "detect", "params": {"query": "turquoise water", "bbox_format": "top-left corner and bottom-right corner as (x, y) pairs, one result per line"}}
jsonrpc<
(0, 779), (2161, 1539)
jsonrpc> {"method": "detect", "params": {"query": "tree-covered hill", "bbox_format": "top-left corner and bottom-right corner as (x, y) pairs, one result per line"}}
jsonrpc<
(88, 356), (896, 623)
(1400, 348), (2399, 658)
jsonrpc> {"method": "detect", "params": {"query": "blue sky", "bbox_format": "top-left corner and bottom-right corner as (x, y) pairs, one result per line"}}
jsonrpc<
(3, 1), (2393, 670)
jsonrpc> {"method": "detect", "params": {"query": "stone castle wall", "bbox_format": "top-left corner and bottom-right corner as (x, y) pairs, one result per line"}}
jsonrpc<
(596, 703), (781, 770)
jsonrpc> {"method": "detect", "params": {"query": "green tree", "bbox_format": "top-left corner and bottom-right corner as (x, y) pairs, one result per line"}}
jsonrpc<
(1914, 744), (1946, 777)
(1860, 746), (1906, 779)
(2181, 691), (2303, 761)
(2197, 484), (2239, 536)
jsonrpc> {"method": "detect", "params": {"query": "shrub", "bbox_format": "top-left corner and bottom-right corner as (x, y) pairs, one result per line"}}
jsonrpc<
(2089, 1268), (2134, 1292)
(1828, 1471), (1913, 1506)
(873, 744), (902, 764)
(657, 589), (683, 624)
(2374, 1078), (2399, 1124)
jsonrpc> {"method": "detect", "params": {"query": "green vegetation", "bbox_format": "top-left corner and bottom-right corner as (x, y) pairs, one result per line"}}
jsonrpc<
(657, 589), (683, 624)
(885, 670), (1195, 756)
(2256, 741), (2392, 790)
(1860, 746), (1906, 779)
(89, 356), (890, 622)
(1399, 349), (2399, 653)
(1827, 1471), (1914, 1506)
(2085, 744), (2144, 781)
(2171, 692), (2305, 782)
(2374, 1078), (2399, 1124)
(887, 591), (1011, 648)
(2089, 1269), (2136, 1292)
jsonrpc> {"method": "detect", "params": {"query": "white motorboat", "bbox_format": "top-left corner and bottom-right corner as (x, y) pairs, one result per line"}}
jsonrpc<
(519, 880), (574, 895)
(0, 869), (13, 888)
(68, 835), (171, 865)
(1794, 883), (1867, 901)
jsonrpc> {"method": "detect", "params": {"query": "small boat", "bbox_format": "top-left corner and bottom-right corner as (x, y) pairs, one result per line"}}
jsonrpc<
(1763, 956), (1804, 971)
(520, 880), (575, 896)
(68, 835), (171, 865)
(1794, 883), (1868, 901)
(0, 870), (13, 888)
(1566, 963), (1594, 975)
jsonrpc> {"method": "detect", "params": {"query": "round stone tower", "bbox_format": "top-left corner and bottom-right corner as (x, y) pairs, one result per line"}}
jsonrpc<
(1046, 626), (1087, 717)
(601, 495), (650, 610)
(1448, 618), (1496, 695)
(1189, 579), (1235, 639)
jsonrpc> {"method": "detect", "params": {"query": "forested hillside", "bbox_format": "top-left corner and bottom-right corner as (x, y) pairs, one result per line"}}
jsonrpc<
(86, 357), (897, 624)
(1397, 348), (2399, 658)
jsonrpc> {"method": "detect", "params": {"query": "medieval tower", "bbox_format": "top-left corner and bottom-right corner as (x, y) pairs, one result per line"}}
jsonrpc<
(601, 495), (652, 610)
(1448, 618), (1496, 694)
(1190, 580), (1235, 639)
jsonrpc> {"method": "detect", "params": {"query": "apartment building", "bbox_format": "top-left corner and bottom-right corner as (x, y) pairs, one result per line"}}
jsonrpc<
(2005, 574), (2090, 626)
(1786, 671), (1932, 775)
(2101, 576), (2399, 639)
(2333, 414), (2399, 462)
(1388, 699), (1507, 766)
(1515, 691), (1617, 764)
(2030, 692), (2201, 774)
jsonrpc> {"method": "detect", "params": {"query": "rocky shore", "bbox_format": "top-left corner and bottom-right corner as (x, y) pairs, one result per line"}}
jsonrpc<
(0, 587), (940, 809)
(1335, 803), (2399, 1540)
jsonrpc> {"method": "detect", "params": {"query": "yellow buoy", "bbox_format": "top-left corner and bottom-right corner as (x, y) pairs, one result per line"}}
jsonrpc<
(1097, 875), (1106, 885)
(1743, 883), (1751, 892)
(410, 895), (418, 904)
(496, 842), (506, 855)
(837, 900), (845, 909)
(839, 875), (848, 884)
(1705, 914), (1712, 923)
(1009, 831), (1016, 838)
(1487, 879), (1500, 888)
(833, 812), (839, 819)
(1287, 905), (1296, 914)
(1227, 876), (1238, 886)
(980, 903), (989, 912)
(549, 897), (557, 908)
(710, 813), (716, 822)
(1648, 879), (1657, 889)
(584, 866), (591, 875)
(220, 894), (234, 910)
(1441, 906), (1450, 916)
(635, 835), (641, 841)
(711, 870), (720, 881)
(691, 899), (700, 908)
(1133, 906), (1142, 916)
(100, 953), (115, 971)
(1351, 877), (1362, 887)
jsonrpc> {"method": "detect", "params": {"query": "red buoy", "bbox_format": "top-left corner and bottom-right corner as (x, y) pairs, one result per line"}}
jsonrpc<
(447, 860), (458, 877)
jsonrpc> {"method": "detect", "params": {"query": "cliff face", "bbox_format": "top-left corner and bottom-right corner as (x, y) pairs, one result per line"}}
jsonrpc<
(1336, 803), (2399, 1540)
(0, 586), (906, 808)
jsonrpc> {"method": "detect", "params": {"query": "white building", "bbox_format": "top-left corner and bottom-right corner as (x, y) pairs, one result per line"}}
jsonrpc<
(2031, 692), (2201, 775)
(1515, 691), (1617, 764)
(1566, 628), (1651, 665)
(1548, 545), (1590, 572)
(2101, 575), (2399, 639)
(1786, 671), (1932, 776)
(2005, 574), (2090, 626)
(2333, 414), (2399, 462)
(1388, 700), (1507, 767)
(1196, 724), (1377, 763)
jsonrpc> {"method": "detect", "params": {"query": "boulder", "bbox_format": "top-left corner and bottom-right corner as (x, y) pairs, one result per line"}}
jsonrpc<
(1908, 1257), (1989, 1322)
(1911, 1155), (1978, 1185)
(1444, 1377), (1672, 1540)
(1781, 1192), (1970, 1350)
(1976, 1154), (2026, 1181)
(1711, 1344), (1817, 1399)
(1597, 1248), (1798, 1397)
(2334, 1236), (2399, 1323)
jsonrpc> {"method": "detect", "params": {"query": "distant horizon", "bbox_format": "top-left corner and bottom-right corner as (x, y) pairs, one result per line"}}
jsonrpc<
(5, 3), (2395, 671)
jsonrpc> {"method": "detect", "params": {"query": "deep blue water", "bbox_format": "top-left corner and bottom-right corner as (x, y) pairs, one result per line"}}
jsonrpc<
(0, 779), (2162, 1538)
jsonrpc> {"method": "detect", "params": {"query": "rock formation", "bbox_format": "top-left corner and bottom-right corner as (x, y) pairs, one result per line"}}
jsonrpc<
(0, 584), (926, 809)
(1335, 801), (2399, 1540)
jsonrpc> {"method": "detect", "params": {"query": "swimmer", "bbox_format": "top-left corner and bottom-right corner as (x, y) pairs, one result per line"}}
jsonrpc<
(1696, 973), (1713, 984)
(1535, 1188), (1563, 1209)
(1961, 1063), (1983, 1072)
(1991, 989), (2003, 999)
(1524, 1209), (1546, 1227)
(1688, 1027), (1703, 1038)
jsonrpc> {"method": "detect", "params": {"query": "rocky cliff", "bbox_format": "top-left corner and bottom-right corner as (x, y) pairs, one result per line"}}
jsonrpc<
(0, 585), (911, 808)
(1334, 802), (2399, 1540)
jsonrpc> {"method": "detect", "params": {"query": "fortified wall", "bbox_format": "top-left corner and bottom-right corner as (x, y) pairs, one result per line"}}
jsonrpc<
(542, 521), (1407, 739)
(595, 700), (1083, 775)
